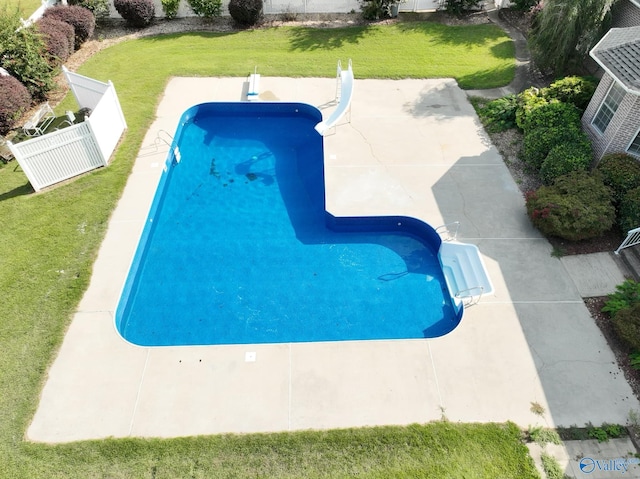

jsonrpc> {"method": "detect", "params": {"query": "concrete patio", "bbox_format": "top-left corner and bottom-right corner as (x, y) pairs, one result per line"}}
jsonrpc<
(27, 76), (640, 443)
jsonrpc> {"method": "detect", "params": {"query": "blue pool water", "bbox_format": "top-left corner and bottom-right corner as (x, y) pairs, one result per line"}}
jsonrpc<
(116, 102), (462, 346)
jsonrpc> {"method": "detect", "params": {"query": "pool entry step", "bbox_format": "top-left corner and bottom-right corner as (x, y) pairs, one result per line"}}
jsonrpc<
(439, 241), (493, 306)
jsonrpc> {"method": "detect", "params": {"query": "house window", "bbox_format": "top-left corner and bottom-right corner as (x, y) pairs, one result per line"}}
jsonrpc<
(629, 130), (640, 156)
(592, 82), (626, 133)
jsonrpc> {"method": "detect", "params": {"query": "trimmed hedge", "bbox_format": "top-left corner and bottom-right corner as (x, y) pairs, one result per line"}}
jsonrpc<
(519, 101), (581, 133)
(228, 0), (263, 26)
(539, 140), (592, 185)
(36, 18), (73, 66)
(522, 125), (586, 171)
(596, 153), (640, 206)
(37, 17), (75, 58)
(0, 75), (32, 135)
(525, 171), (615, 241)
(114, 0), (155, 27)
(43, 5), (95, 49)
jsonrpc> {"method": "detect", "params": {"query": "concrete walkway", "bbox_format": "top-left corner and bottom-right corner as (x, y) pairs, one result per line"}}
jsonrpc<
(26, 76), (640, 444)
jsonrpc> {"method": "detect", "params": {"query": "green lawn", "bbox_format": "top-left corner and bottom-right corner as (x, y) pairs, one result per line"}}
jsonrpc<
(0, 22), (532, 478)
(2, 0), (45, 18)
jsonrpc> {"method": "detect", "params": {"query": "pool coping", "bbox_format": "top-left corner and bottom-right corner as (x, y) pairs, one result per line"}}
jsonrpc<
(27, 77), (640, 443)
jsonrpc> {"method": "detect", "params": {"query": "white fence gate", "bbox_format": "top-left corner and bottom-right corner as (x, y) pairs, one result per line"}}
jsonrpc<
(8, 67), (127, 192)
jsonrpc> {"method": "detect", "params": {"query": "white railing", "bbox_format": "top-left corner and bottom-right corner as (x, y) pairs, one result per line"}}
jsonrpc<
(8, 69), (126, 191)
(615, 227), (640, 254)
(435, 221), (460, 241)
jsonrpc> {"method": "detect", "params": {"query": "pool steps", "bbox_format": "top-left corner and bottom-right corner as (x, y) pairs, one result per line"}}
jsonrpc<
(439, 241), (494, 306)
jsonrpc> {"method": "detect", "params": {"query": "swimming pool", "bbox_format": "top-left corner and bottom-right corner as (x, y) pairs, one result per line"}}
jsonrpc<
(115, 102), (463, 346)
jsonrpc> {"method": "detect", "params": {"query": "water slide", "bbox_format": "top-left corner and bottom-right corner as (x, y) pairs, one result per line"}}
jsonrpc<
(314, 60), (354, 136)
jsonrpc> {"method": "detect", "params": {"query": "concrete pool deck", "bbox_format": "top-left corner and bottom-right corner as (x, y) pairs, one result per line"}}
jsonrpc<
(28, 76), (640, 443)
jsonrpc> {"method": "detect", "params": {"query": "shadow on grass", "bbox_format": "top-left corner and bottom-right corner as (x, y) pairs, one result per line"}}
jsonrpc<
(0, 180), (33, 201)
(395, 21), (511, 48)
(287, 25), (371, 51)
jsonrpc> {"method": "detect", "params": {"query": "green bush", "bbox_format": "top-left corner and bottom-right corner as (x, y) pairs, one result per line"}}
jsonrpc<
(602, 279), (640, 318)
(540, 141), (592, 185)
(0, 26), (56, 101)
(360, 0), (399, 20)
(515, 86), (548, 129)
(161, 0), (180, 18)
(545, 76), (597, 112)
(522, 125), (585, 171)
(520, 101), (581, 133)
(525, 171), (615, 241)
(511, 0), (537, 10)
(187, 0), (222, 17)
(476, 94), (518, 132)
(612, 302), (640, 351)
(68, 0), (110, 18)
(619, 187), (640, 234)
(596, 153), (640, 205)
(444, 0), (481, 16)
(228, 0), (263, 26)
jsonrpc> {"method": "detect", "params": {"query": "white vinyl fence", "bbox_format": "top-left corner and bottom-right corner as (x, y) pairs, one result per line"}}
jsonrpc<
(111, 0), (443, 18)
(8, 67), (127, 192)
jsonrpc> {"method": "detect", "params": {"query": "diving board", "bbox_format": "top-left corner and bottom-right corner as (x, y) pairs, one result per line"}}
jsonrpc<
(315, 60), (354, 136)
(247, 67), (260, 101)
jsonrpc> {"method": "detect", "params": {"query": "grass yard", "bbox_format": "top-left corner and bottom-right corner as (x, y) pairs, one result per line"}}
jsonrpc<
(0, 22), (530, 478)
(2, 0), (44, 18)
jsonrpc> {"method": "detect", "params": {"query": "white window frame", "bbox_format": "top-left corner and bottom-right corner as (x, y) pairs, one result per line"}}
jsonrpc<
(627, 126), (640, 157)
(592, 82), (626, 134)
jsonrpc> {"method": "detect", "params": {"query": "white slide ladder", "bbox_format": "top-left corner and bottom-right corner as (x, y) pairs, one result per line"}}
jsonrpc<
(315, 59), (354, 136)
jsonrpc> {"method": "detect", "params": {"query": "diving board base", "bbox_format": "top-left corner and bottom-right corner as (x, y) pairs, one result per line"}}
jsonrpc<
(247, 73), (260, 101)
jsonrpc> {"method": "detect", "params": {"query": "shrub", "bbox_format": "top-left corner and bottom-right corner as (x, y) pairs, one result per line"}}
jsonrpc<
(612, 302), (640, 351)
(114, 0), (155, 27)
(525, 171), (615, 241)
(444, 0), (481, 16)
(36, 18), (72, 66)
(43, 5), (95, 49)
(360, 0), (399, 20)
(228, 0), (263, 26)
(37, 17), (75, 57)
(545, 76), (597, 112)
(515, 86), (548, 129)
(540, 141), (592, 185)
(0, 26), (56, 100)
(476, 94), (518, 132)
(596, 153), (640, 205)
(187, 0), (222, 17)
(511, 0), (537, 10)
(519, 101), (581, 133)
(522, 125), (585, 171)
(620, 187), (640, 234)
(602, 279), (640, 318)
(68, 0), (110, 18)
(161, 0), (181, 18)
(0, 75), (32, 135)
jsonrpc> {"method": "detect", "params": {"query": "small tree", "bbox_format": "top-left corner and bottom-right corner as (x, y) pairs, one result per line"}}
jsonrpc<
(114, 0), (155, 27)
(161, 0), (181, 19)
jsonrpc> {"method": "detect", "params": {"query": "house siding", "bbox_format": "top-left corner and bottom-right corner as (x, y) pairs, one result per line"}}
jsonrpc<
(612, 0), (640, 28)
(582, 73), (640, 161)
